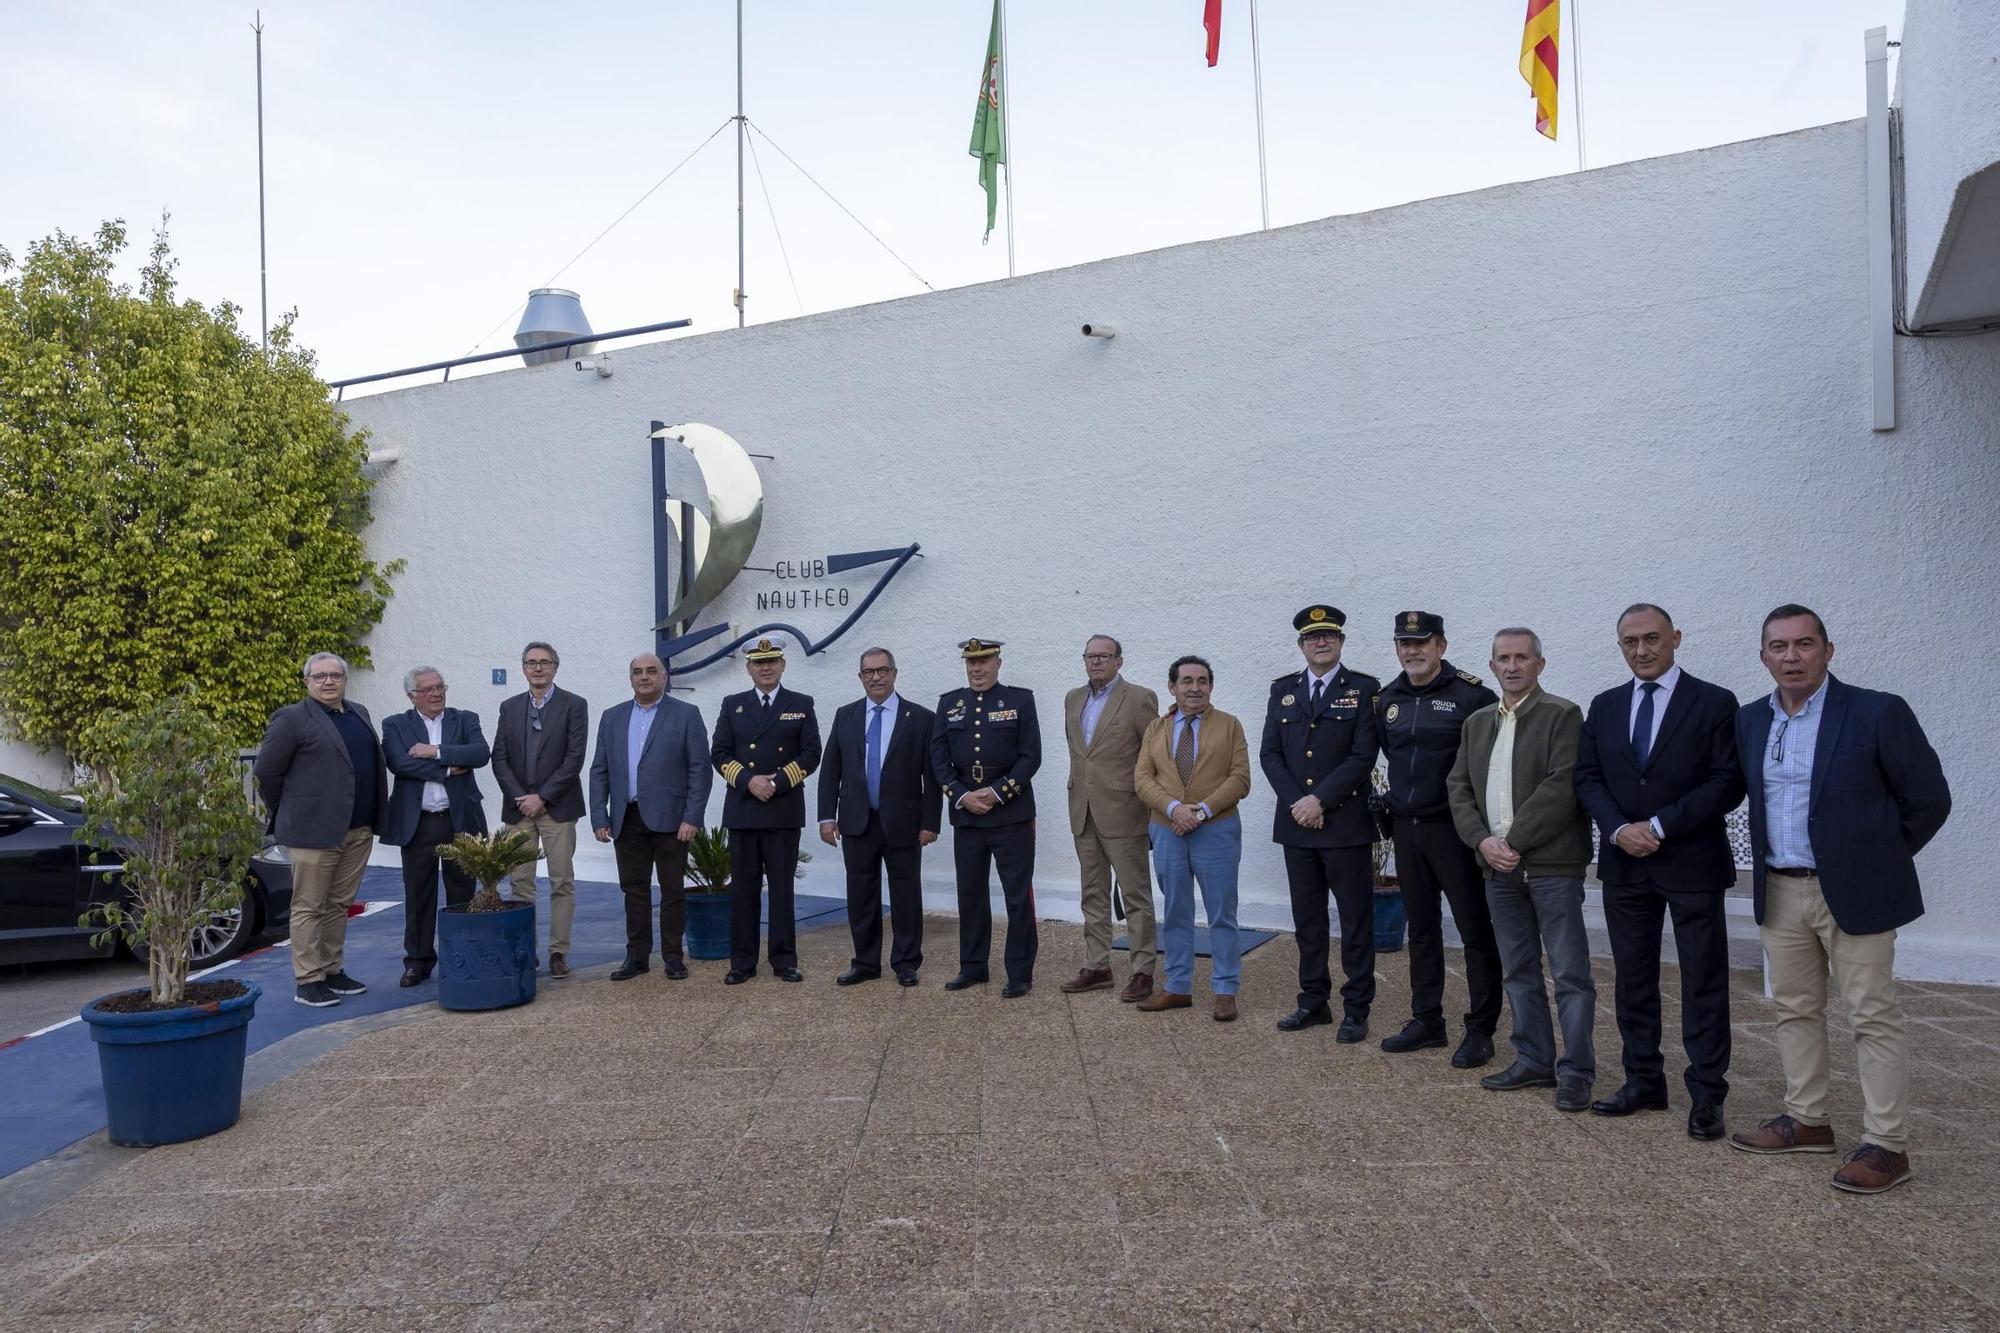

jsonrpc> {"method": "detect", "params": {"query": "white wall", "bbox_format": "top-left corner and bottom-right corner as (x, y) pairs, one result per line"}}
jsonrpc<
(341, 120), (2000, 982)
(1896, 0), (2000, 328)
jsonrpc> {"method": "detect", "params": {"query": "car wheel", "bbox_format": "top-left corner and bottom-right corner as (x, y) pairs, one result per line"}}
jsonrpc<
(132, 886), (261, 970)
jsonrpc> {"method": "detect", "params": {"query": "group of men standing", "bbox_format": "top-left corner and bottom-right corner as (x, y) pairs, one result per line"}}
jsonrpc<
(252, 594), (1950, 1195)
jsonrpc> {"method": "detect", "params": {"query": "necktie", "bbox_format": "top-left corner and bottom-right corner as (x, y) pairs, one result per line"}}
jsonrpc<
(1174, 716), (1197, 786)
(1633, 681), (1660, 766)
(865, 704), (884, 809)
(1311, 679), (1324, 711)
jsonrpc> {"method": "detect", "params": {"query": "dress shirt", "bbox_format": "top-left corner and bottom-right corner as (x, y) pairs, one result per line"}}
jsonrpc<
(1164, 709), (1212, 819)
(1304, 666), (1339, 704)
(1488, 689), (1539, 840)
(1620, 664), (1681, 839)
(419, 710), (449, 812)
(866, 692), (901, 754)
(1079, 677), (1116, 747)
(1762, 676), (1829, 869)
(626, 699), (660, 800)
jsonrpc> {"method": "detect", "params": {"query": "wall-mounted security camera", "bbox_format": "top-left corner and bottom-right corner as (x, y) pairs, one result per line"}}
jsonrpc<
(1080, 323), (1118, 339)
(574, 354), (613, 378)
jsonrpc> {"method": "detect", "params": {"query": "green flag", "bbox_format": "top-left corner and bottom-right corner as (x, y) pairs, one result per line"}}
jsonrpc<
(969, 0), (1005, 242)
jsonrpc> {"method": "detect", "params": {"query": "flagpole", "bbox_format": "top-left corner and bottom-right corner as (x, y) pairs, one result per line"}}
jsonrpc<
(735, 0), (747, 327)
(253, 10), (268, 352)
(999, 0), (1016, 277)
(1571, 0), (1587, 172)
(1249, 0), (1269, 229)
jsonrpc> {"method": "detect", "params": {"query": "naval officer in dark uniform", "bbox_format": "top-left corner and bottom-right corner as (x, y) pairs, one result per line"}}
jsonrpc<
(1375, 611), (1502, 1068)
(1261, 605), (1382, 1039)
(930, 637), (1041, 997)
(711, 637), (821, 984)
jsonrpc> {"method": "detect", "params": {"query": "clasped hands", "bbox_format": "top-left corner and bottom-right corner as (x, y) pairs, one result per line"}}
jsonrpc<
(1612, 822), (1662, 857)
(958, 787), (1000, 814)
(1288, 793), (1325, 830)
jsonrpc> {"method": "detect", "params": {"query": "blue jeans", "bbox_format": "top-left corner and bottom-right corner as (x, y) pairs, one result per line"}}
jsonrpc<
(1484, 872), (1596, 1082)
(1150, 813), (1243, 996)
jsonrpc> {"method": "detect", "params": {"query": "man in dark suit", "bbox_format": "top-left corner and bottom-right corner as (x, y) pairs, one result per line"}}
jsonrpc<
(590, 652), (713, 981)
(818, 647), (942, 987)
(1261, 605), (1382, 1040)
(380, 666), (492, 987)
(930, 637), (1042, 997)
(492, 641), (589, 978)
(1726, 604), (1951, 1195)
(1574, 604), (1744, 1140)
(711, 638), (822, 985)
(253, 652), (390, 1008)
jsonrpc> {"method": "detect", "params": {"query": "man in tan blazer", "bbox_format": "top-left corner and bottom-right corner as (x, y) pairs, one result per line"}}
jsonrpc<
(1134, 655), (1253, 1021)
(1061, 635), (1162, 1001)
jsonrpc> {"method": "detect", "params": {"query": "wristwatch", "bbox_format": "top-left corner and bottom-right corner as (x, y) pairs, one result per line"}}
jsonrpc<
(1194, 807), (1209, 823)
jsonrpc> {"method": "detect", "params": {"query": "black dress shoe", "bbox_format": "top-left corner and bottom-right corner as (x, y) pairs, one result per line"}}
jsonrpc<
(896, 970), (919, 987)
(724, 969), (754, 985)
(1591, 1082), (1670, 1117)
(1276, 1005), (1334, 1032)
(776, 967), (804, 983)
(1556, 1075), (1593, 1112)
(1451, 1032), (1496, 1069)
(837, 966), (880, 986)
(943, 972), (987, 991)
(609, 959), (650, 982)
(1480, 1061), (1558, 1092)
(1381, 1019), (1448, 1054)
(1336, 1016), (1368, 1044)
(399, 967), (425, 988)
(1000, 980), (1030, 999)
(663, 957), (689, 980)
(1688, 1104), (1726, 1141)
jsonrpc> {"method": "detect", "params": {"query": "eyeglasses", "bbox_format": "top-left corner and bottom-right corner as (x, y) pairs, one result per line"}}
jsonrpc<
(411, 684), (446, 695)
(308, 672), (346, 684)
(858, 667), (895, 679)
(523, 658), (556, 669)
(1771, 717), (1791, 763)
(1081, 654), (1116, 664)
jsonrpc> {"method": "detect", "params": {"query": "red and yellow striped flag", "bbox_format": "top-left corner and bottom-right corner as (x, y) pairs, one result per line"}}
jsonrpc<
(1519, 0), (1560, 140)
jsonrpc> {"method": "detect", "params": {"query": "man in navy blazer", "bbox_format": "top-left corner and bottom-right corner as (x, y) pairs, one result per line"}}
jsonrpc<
(380, 666), (491, 986)
(589, 653), (713, 980)
(817, 647), (943, 987)
(1726, 605), (1950, 1196)
(1573, 605), (1744, 1140)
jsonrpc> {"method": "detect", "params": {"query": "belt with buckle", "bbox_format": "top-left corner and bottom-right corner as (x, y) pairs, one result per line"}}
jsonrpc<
(970, 762), (986, 784)
(1768, 866), (1817, 878)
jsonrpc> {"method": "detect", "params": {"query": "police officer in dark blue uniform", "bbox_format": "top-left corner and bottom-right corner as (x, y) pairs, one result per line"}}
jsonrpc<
(1261, 605), (1382, 1039)
(711, 637), (821, 985)
(930, 637), (1041, 997)
(1375, 611), (1502, 1068)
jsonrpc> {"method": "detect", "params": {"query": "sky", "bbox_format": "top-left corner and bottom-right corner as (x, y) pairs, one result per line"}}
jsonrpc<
(4, 0), (1908, 391)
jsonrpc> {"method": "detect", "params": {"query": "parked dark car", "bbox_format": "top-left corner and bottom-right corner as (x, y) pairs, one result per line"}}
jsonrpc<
(0, 772), (292, 968)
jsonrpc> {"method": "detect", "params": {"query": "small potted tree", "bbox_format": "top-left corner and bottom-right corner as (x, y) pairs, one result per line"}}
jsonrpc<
(435, 828), (542, 1011)
(682, 826), (735, 961)
(77, 693), (267, 1147)
(1368, 766), (1407, 952)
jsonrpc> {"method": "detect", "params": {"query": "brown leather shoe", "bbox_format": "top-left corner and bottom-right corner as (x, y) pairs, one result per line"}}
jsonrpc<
(1832, 1144), (1911, 1194)
(1119, 972), (1154, 1003)
(1212, 994), (1238, 1023)
(1136, 990), (1192, 1012)
(1060, 967), (1115, 994)
(1728, 1114), (1836, 1155)
(549, 953), (569, 979)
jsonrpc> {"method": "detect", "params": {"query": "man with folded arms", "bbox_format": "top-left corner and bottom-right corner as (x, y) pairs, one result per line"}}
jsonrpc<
(1134, 656), (1252, 1021)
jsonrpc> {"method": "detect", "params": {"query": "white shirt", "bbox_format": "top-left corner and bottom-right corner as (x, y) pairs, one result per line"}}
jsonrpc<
(1620, 664), (1681, 840)
(419, 710), (450, 812)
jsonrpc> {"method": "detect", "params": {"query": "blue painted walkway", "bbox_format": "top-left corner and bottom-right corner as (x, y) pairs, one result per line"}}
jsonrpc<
(0, 867), (847, 1181)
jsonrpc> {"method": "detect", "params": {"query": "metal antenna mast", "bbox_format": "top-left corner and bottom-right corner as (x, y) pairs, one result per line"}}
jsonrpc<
(253, 10), (269, 350)
(735, 0), (747, 328)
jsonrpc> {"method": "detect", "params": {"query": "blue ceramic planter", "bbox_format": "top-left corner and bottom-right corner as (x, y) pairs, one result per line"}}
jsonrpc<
(83, 981), (261, 1147)
(437, 900), (537, 1011)
(1373, 884), (1408, 952)
(685, 890), (732, 960)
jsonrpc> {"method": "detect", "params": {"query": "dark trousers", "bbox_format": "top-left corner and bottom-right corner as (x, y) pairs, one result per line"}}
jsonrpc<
(613, 805), (690, 962)
(953, 822), (1037, 985)
(1394, 816), (1503, 1036)
(1284, 844), (1375, 1018)
(729, 827), (801, 973)
(1602, 877), (1732, 1106)
(402, 810), (473, 969)
(843, 810), (925, 975)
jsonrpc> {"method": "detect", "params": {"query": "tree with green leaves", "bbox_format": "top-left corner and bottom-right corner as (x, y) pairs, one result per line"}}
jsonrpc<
(0, 218), (397, 768)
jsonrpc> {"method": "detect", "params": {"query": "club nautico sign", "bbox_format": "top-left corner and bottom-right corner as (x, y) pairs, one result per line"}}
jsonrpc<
(648, 422), (920, 676)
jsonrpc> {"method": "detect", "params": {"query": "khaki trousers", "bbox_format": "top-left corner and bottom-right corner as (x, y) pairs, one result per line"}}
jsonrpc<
(505, 813), (579, 956)
(1075, 813), (1156, 975)
(286, 826), (374, 983)
(1762, 870), (1910, 1151)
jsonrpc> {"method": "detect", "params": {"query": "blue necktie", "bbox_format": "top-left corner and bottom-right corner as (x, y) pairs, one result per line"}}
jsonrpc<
(865, 704), (884, 809)
(1633, 681), (1660, 766)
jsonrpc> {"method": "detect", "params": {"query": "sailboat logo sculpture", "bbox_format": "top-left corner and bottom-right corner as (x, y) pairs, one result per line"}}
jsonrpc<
(650, 421), (921, 676)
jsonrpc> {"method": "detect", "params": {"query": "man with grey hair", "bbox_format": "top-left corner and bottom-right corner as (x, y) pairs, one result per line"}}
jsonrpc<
(381, 665), (491, 987)
(253, 652), (390, 1007)
(492, 641), (590, 978)
(1448, 628), (1598, 1112)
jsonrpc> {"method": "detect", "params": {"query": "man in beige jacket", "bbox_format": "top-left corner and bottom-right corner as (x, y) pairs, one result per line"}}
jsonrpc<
(1134, 655), (1253, 1021)
(1062, 635), (1162, 1001)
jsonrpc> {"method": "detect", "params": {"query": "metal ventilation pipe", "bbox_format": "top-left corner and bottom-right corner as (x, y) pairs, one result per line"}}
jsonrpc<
(514, 288), (597, 365)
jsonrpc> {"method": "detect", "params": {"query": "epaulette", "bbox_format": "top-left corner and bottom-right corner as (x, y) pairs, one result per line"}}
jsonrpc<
(1457, 669), (1484, 687)
(1271, 671), (1299, 688)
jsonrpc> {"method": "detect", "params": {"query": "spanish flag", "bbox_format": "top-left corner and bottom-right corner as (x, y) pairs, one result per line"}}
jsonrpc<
(1519, 0), (1559, 140)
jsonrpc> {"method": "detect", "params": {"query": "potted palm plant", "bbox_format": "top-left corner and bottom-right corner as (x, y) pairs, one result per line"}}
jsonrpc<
(77, 693), (266, 1147)
(435, 828), (542, 1011)
(1368, 766), (1407, 952)
(682, 825), (735, 960)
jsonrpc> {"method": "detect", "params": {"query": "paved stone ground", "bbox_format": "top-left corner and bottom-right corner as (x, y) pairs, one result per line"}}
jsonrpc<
(4, 916), (1998, 1332)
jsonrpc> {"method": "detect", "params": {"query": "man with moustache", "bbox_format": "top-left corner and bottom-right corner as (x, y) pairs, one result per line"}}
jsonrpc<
(1261, 605), (1382, 1040)
(491, 641), (589, 978)
(1573, 604), (1743, 1140)
(818, 647), (942, 987)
